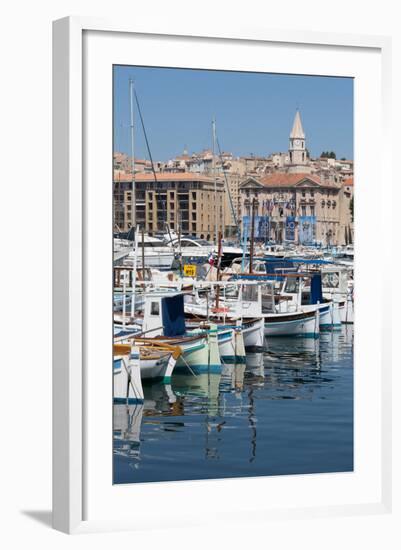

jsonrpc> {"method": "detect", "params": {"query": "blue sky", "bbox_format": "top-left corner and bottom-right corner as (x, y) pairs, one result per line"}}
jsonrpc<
(113, 65), (353, 161)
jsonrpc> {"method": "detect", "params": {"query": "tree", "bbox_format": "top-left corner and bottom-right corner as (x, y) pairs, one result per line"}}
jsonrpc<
(320, 151), (336, 159)
(349, 196), (354, 222)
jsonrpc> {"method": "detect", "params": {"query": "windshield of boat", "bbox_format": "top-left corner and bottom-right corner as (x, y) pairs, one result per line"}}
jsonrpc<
(283, 277), (299, 293)
(241, 285), (258, 302)
(322, 272), (340, 288)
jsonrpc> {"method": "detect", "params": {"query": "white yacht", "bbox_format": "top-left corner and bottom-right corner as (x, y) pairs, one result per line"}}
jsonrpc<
(164, 233), (243, 268)
(114, 235), (175, 270)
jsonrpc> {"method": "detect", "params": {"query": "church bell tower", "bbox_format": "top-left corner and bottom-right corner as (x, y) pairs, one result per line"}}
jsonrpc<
(289, 110), (306, 167)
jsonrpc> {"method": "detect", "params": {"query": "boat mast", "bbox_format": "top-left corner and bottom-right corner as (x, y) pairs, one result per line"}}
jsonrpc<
(215, 231), (222, 309)
(249, 198), (256, 274)
(215, 128), (240, 243)
(130, 224), (139, 318)
(129, 79), (136, 228)
(212, 118), (218, 245)
(141, 227), (145, 281)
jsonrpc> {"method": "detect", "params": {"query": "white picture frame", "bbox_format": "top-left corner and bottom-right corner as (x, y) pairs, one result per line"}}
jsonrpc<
(52, 16), (392, 534)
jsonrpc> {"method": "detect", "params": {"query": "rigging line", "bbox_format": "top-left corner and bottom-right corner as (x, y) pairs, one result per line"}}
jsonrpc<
(133, 88), (168, 228)
(215, 136), (241, 241)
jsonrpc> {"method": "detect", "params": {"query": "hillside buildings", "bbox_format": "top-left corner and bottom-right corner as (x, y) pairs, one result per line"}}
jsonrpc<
(238, 111), (354, 245)
(113, 110), (354, 245)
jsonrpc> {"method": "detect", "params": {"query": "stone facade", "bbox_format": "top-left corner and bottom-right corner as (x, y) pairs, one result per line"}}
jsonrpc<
(113, 171), (225, 240)
(113, 110), (353, 243)
(239, 173), (353, 246)
(238, 110), (354, 246)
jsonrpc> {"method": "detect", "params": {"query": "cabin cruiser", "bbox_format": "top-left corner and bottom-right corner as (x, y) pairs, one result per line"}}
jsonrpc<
(163, 233), (244, 268)
(114, 234), (175, 270)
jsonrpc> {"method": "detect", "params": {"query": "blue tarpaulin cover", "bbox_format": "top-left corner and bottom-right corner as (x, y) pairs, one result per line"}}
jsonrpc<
(162, 294), (186, 337)
(310, 273), (323, 304)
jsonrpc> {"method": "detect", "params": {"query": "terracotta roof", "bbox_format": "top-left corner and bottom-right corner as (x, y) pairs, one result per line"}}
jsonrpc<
(258, 173), (321, 187)
(114, 171), (215, 183)
(343, 177), (354, 186)
(174, 155), (190, 160)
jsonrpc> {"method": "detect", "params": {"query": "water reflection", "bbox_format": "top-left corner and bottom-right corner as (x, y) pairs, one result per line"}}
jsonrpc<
(114, 326), (354, 483)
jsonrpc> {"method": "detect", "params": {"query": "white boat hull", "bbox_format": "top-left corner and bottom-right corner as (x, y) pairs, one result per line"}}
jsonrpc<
(265, 311), (319, 338)
(113, 352), (144, 403)
(242, 319), (265, 350)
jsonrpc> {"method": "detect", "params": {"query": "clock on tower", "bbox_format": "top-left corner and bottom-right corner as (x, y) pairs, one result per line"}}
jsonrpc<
(289, 110), (306, 166)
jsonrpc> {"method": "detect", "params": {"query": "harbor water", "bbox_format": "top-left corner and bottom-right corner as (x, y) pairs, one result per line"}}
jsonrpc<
(113, 325), (353, 484)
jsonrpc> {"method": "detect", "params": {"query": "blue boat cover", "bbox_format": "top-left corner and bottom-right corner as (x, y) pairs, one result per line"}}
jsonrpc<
(162, 294), (186, 337)
(310, 273), (323, 304)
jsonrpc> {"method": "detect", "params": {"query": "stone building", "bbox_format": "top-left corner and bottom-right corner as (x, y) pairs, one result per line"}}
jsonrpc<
(339, 177), (354, 244)
(113, 171), (225, 239)
(238, 111), (354, 246)
(240, 172), (345, 245)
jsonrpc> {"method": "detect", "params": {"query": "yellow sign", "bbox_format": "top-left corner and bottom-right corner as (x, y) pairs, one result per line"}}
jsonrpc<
(183, 264), (196, 277)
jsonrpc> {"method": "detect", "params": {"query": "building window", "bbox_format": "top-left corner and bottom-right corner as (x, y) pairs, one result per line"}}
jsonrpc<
(310, 206), (315, 216)
(302, 191), (306, 197)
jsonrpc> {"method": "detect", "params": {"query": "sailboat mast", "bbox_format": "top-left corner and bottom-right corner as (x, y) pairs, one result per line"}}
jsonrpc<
(249, 198), (256, 274)
(212, 118), (218, 245)
(129, 79), (136, 229)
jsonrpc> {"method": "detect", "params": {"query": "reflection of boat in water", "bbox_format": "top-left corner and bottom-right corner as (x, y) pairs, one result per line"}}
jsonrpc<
(113, 383), (177, 460)
(171, 373), (221, 416)
(113, 402), (143, 459)
(245, 352), (265, 379)
(220, 361), (246, 392)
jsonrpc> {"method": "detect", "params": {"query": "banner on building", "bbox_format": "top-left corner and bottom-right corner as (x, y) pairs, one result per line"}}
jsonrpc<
(298, 216), (316, 244)
(285, 216), (296, 241)
(242, 215), (270, 240)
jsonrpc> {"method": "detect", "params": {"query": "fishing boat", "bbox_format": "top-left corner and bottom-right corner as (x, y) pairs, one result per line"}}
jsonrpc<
(187, 322), (247, 363)
(185, 280), (320, 338)
(138, 291), (222, 374)
(321, 265), (354, 324)
(114, 340), (181, 383)
(272, 272), (341, 330)
(185, 313), (264, 353)
(113, 345), (144, 403)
